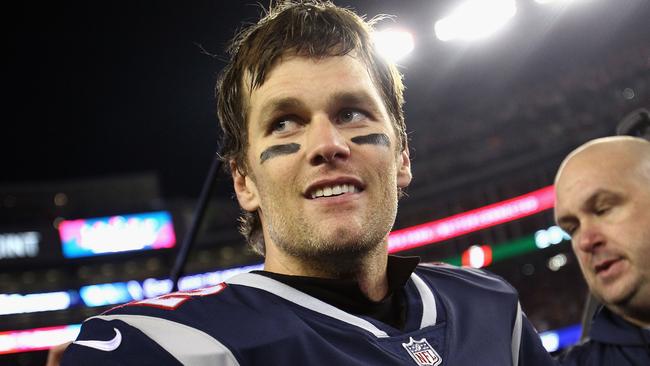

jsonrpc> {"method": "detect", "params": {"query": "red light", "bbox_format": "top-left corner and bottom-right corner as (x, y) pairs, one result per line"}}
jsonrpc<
(461, 245), (493, 268)
(388, 185), (555, 252)
(0, 325), (80, 355)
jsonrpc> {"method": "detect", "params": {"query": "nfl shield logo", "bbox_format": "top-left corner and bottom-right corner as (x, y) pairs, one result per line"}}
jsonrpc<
(402, 337), (442, 366)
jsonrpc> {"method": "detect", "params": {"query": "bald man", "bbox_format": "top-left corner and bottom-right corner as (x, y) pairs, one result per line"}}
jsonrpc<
(554, 136), (650, 365)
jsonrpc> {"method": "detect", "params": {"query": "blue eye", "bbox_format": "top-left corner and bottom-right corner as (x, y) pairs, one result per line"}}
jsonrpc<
(338, 109), (367, 124)
(271, 118), (300, 134)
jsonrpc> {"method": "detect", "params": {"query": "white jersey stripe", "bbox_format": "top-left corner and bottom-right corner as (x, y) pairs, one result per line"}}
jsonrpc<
(227, 273), (390, 338)
(88, 314), (240, 366)
(511, 302), (523, 366)
(227, 272), (439, 337)
(411, 273), (438, 328)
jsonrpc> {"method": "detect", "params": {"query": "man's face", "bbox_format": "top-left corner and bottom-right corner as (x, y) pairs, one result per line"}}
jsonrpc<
(555, 144), (650, 311)
(232, 54), (411, 266)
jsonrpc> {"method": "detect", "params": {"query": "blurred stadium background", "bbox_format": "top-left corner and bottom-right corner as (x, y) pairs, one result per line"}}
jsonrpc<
(2, 0), (649, 364)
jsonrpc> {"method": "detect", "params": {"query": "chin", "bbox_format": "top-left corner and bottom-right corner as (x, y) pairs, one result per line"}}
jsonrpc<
(602, 285), (637, 308)
(317, 235), (377, 256)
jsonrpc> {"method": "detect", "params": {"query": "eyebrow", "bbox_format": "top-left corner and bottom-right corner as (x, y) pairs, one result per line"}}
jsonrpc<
(258, 91), (383, 121)
(583, 189), (621, 210)
(555, 214), (576, 230)
(556, 189), (621, 226)
(328, 91), (383, 116)
(259, 97), (306, 121)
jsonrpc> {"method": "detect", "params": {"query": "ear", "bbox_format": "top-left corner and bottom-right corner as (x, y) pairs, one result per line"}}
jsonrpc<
(396, 143), (412, 189)
(231, 160), (260, 212)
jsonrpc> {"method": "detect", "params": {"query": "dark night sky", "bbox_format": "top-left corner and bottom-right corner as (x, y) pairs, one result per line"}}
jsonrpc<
(4, 0), (649, 199)
(5, 1), (251, 198)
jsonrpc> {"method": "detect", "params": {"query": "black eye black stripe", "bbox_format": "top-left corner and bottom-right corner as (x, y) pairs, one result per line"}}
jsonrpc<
(260, 143), (301, 163)
(259, 133), (389, 164)
(351, 133), (390, 147)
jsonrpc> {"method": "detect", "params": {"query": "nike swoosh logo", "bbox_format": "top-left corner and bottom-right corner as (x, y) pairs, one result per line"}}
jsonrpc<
(74, 327), (122, 351)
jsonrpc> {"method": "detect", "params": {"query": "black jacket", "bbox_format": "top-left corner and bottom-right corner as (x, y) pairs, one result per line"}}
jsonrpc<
(560, 306), (650, 365)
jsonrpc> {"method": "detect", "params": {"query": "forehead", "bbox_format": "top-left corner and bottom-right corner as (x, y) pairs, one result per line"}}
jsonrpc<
(247, 54), (385, 116)
(555, 147), (639, 213)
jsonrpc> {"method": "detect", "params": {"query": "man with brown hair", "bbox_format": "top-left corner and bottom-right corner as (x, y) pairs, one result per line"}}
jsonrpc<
(555, 136), (650, 365)
(61, 2), (554, 365)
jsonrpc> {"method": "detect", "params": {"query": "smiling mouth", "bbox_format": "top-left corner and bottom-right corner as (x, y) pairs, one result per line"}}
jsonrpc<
(309, 184), (362, 199)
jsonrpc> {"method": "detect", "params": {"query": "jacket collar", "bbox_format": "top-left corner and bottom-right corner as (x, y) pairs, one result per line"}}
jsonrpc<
(589, 306), (650, 346)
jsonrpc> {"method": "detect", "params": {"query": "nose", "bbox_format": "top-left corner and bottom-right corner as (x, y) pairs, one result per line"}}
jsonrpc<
(306, 115), (350, 166)
(574, 220), (605, 254)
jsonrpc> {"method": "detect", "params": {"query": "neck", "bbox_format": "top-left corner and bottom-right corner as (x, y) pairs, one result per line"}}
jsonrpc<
(264, 241), (390, 302)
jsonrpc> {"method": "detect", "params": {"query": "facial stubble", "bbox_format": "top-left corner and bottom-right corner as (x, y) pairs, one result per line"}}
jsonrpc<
(260, 144), (400, 275)
(267, 188), (398, 276)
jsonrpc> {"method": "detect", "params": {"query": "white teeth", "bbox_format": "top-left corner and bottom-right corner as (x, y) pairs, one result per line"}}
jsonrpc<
(309, 184), (360, 198)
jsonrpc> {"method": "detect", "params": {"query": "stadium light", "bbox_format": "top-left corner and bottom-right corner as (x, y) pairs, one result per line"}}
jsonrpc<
(534, 225), (570, 249)
(373, 29), (414, 62)
(0, 292), (72, 315)
(547, 253), (568, 271)
(535, 0), (590, 4)
(388, 185), (555, 253)
(434, 0), (517, 42)
(0, 325), (81, 355)
(539, 324), (582, 352)
(462, 245), (493, 268)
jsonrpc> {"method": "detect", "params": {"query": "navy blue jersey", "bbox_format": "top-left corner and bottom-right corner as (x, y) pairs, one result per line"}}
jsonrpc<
(559, 306), (650, 365)
(62, 265), (555, 365)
